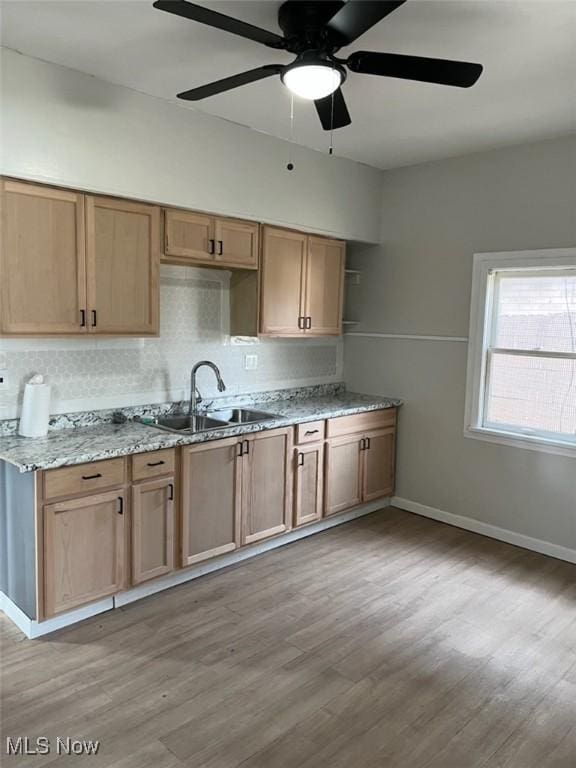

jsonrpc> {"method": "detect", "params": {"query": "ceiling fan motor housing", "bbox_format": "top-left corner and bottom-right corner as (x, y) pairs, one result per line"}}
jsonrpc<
(278, 0), (347, 53)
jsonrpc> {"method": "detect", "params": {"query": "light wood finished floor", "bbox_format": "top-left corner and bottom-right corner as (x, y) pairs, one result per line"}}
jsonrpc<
(2, 507), (576, 767)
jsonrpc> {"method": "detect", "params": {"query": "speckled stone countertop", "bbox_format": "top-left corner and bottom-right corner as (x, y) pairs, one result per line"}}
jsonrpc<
(0, 389), (402, 473)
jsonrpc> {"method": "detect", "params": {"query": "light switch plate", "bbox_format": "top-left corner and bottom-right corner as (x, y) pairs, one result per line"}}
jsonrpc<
(244, 354), (258, 371)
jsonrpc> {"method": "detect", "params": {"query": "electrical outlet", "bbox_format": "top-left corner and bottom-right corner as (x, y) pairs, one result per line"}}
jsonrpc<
(244, 354), (258, 371)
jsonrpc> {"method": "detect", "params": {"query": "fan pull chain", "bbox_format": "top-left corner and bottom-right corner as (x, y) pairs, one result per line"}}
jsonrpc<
(286, 93), (295, 171)
(329, 71), (335, 156)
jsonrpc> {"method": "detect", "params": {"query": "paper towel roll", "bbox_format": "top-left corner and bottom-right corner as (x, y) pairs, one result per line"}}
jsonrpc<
(18, 375), (51, 438)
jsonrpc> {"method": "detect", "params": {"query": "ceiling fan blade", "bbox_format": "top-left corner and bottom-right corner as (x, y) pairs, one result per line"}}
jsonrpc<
(326, 1), (407, 46)
(347, 51), (483, 87)
(315, 89), (352, 131)
(153, 0), (286, 49)
(178, 65), (282, 101)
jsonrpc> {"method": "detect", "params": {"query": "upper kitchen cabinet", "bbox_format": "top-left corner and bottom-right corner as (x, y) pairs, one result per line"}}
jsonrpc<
(258, 226), (345, 337)
(0, 180), (87, 335)
(86, 196), (159, 335)
(0, 180), (160, 337)
(305, 236), (346, 335)
(163, 208), (259, 270)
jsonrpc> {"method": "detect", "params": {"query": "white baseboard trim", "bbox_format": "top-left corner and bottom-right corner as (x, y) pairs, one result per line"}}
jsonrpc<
(0, 593), (114, 639)
(1, 499), (389, 638)
(116, 498), (389, 607)
(392, 496), (576, 565)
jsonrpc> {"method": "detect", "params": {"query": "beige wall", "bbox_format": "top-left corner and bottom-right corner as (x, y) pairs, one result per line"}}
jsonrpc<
(0, 48), (383, 243)
(345, 135), (576, 553)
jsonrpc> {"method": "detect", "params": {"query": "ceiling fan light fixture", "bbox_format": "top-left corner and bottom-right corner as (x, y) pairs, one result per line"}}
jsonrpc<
(281, 63), (342, 101)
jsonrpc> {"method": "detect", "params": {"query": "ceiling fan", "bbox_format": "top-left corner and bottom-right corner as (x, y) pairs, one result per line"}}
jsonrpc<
(153, 0), (483, 131)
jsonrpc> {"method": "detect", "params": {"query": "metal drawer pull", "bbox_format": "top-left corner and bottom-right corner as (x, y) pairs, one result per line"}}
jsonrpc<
(168, 483), (174, 501)
(147, 460), (165, 467)
(305, 429), (319, 436)
(297, 452), (305, 467)
(82, 473), (102, 480)
(118, 497), (124, 515)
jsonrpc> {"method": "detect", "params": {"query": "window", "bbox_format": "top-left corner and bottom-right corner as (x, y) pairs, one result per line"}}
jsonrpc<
(465, 248), (576, 456)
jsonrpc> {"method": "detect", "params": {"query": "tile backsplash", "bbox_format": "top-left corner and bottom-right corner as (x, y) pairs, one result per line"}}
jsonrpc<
(0, 265), (342, 420)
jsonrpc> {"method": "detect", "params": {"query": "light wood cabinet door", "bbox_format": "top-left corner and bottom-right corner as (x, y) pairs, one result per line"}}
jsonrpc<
(131, 477), (175, 585)
(260, 227), (307, 336)
(294, 443), (324, 527)
(305, 236), (345, 335)
(44, 490), (125, 617)
(362, 428), (396, 502)
(164, 209), (214, 263)
(181, 438), (241, 567)
(325, 435), (363, 516)
(1, 180), (87, 335)
(241, 428), (292, 544)
(214, 218), (259, 269)
(86, 196), (160, 335)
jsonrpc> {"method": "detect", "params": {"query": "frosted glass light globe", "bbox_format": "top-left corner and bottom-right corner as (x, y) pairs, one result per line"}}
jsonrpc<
(282, 65), (342, 100)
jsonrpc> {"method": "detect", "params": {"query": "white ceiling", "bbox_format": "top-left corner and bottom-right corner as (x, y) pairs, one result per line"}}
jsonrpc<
(2, 0), (575, 170)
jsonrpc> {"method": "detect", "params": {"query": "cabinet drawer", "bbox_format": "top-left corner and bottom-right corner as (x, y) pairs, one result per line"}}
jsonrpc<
(295, 420), (325, 444)
(132, 449), (175, 481)
(326, 408), (396, 438)
(44, 458), (126, 501)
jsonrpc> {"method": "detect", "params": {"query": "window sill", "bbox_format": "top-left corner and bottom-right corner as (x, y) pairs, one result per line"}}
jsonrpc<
(464, 425), (576, 459)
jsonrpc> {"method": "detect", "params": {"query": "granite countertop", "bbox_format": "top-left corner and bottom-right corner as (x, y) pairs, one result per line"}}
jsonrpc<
(0, 390), (402, 473)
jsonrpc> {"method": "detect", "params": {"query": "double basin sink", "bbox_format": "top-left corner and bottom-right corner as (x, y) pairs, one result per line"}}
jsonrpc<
(148, 408), (280, 434)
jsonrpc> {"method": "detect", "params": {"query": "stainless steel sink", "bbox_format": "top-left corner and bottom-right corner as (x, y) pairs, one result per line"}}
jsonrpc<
(151, 414), (230, 433)
(206, 408), (279, 424)
(144, 408), (279, 434)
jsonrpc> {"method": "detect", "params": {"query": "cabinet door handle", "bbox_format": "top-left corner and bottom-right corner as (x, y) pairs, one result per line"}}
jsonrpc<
(297, 452), (305, 467)
(304, 429), (319, 436)
(208, 239), (215, 255)
(243, 439), (250, 455)
(168, 483), (174, 501)
(306, 316), (312, 329)
(118, 496), (124, 515)
(217, 240), (223, 256)
(360, 438), (366, 451)
(297, 316), (304, 330)
(237, 442), (244, 457)
(80, 309), (86, 328)
(82, 473), (102, 480)
(147, 460), (165, 467)
(91, 310), (97, 328)
(366, 437), (371, 450)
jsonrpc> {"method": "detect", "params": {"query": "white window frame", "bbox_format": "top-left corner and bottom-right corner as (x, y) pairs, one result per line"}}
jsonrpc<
(464, 247), (576, 458)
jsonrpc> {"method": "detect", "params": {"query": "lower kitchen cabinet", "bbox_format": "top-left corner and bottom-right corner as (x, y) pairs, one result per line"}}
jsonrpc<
(294, 442), (324, 527)
(44, 490), (126, 617)
(241, 428), (292, 545)
(325, 435), (363, 516)
(325, 423), (397, 516)
(131, 477), (175, 585)
(362, 428), (396, 501)
(181, 438), (241, 567)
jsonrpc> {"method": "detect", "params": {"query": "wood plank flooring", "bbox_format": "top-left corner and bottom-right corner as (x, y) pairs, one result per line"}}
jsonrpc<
(1, 507), (575, 767)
